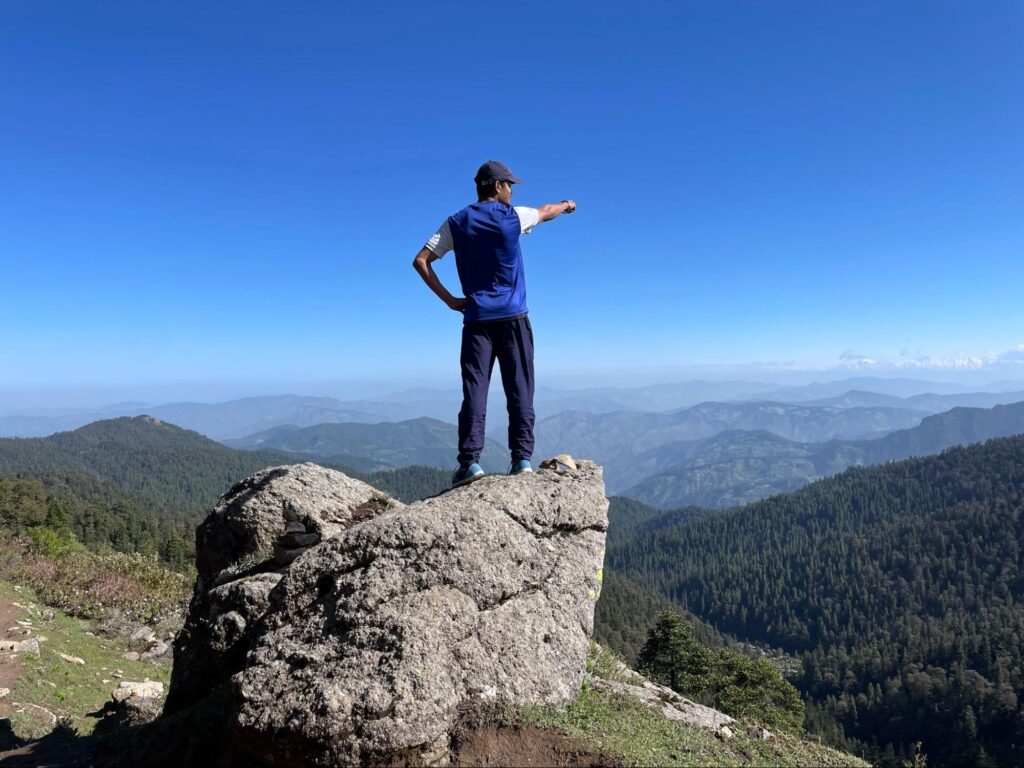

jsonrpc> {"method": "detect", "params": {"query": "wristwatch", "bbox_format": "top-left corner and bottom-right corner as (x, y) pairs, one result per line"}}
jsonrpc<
(561, 200), (575, 213)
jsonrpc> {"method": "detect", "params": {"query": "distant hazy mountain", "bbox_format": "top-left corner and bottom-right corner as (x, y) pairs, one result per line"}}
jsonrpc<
(803, 388), (1024, 413)
(5, 379), (1021, 443)
(144, 396), (381, 440)
(623, 401), (1024, 508)
(0, 401), (149, 438)
(224, 417), (509, 473)
(621, 431), (822, 509)
(744, 376), (972, 403)
(537, 380), (776, 412)
(535, 401), (925, 491)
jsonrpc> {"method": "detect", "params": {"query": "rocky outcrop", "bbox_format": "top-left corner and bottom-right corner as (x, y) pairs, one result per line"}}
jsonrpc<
(164, 460), (608, 766)
(586, 651), (736, 735)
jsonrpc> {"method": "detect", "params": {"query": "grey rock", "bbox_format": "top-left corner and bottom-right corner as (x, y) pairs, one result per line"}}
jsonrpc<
(117, 696), (164, 728)
(195, 462), (399, 580)
(141, 640), (170, 659)
(104, 684), (165, 730)
(1, 638), (41, 655)
(168, 463), (399, 713)
(130, 626), (156, 643)
(277, 531), (320, 548)
(112, 681), (166, 703)
(165, 461), (608, 766)
(588, 671), (736, 733)
(271, 542), (308, 566)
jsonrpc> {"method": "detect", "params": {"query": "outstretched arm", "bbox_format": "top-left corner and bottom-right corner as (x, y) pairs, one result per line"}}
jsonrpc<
(412, 247), (468, 313)
(536, 199), (576, 223)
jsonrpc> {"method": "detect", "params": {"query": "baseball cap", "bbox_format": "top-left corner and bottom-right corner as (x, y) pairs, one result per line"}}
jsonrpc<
(474, 160), (523, 185)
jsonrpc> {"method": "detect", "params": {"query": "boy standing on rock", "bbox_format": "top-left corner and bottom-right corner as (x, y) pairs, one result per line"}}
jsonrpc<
(413, 160), (576, 488)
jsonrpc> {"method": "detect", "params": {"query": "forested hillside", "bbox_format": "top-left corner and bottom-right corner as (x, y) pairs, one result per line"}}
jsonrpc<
(0, 416), (298, 515)
(0, 417), (458, 576)
(610, 435), (1024, 766)
(0, 473), (195, 569)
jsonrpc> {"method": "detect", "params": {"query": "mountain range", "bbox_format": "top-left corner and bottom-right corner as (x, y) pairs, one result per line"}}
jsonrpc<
(534, 401), (927, 491)
(5, 377), (1024, 440)
(623, 400), (1024, 508)
(223, 417), (508, 473)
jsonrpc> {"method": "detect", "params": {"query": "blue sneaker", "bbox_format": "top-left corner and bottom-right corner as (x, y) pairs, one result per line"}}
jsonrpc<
(452, 463), (485, 488)
(508, 459), (533, 476)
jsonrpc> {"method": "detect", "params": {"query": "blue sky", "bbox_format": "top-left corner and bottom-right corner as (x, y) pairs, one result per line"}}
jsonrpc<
(1, 0), (1022, 399)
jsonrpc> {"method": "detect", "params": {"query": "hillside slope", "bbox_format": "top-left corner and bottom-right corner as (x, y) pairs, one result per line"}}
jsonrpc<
(612, 434), (1024, 766)
(0, 417), (296, 516)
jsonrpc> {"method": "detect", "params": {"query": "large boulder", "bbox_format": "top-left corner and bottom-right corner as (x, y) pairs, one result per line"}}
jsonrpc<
(164, 460), (608, 766)
(166, 463), (400, 715)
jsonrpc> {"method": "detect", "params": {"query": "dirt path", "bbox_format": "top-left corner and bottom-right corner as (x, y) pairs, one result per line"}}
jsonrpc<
(0, 587), (26, 721)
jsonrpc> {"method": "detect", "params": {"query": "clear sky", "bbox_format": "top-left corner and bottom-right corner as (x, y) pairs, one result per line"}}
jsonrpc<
(1, 0), (1022, 398)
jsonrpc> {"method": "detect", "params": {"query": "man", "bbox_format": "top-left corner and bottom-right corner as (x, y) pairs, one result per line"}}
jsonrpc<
(412, 160), (576, 488)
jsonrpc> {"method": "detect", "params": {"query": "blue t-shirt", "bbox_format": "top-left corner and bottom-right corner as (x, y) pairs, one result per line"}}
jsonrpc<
(447, 202), (529, 323)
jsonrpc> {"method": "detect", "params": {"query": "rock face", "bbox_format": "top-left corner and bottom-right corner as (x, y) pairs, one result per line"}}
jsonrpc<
(165, 461), (608, 766)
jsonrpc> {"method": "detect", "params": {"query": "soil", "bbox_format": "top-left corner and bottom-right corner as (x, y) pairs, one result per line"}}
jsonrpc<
(0, 590), (26, 723)
(0, 728), (94, 767)
(452, 721), (624, 767)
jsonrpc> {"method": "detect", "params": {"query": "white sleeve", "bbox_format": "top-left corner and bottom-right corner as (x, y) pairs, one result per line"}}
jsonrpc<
(514, 206), (541, 234)
(425, 219), (453, 257)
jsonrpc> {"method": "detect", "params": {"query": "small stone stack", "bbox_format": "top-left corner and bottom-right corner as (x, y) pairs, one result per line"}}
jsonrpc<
(106, 681), (166, 728)
(273, 510), (321, 566)
(539, 453), (582, 473)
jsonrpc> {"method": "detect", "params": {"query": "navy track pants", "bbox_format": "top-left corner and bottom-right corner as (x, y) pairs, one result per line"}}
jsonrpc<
(457, 315), (535, 467)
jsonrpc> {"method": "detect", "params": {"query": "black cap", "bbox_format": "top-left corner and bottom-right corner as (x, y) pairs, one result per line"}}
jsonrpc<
(474, 160), (522, 185)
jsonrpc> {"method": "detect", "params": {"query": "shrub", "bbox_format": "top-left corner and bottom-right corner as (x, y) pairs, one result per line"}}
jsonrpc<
(26, 525), (85, 559)
(638, 610), (805, 733)
(13, 545), (189, 624)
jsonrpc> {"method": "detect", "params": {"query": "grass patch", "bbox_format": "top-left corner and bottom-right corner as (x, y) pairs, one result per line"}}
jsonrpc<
(588, 641), (644, 684)
(514, 646), (869, 767)
(521, 684), (869, 767)
(0, 579), (172, 740)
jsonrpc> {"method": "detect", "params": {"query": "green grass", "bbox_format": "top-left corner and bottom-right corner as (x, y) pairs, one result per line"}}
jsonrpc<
(0, 587), (868, 767)
(516, 644), (870, 768)
(1, 580), (172, 740)
(522, 685), (869, 767)
(586, 640), (644, 684)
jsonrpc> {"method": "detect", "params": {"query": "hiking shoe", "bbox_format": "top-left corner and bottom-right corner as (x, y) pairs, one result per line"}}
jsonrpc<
(452, 463), (485, 488)
(508, 459), (533, 476)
